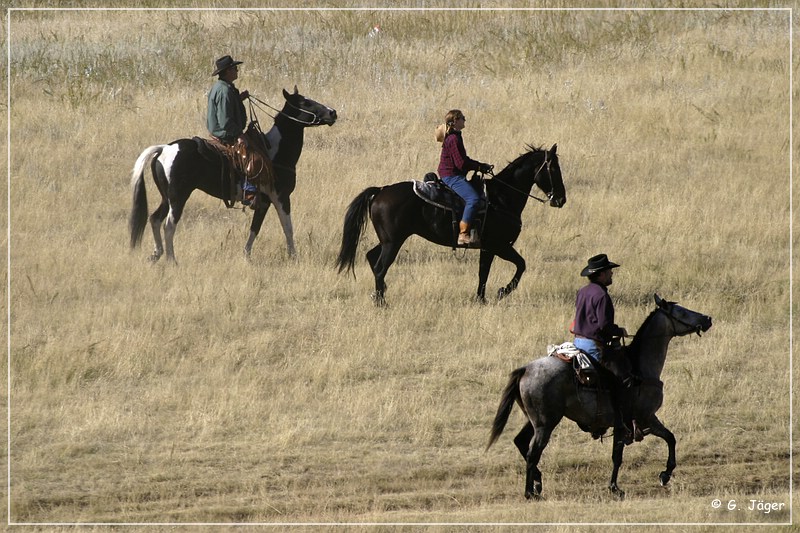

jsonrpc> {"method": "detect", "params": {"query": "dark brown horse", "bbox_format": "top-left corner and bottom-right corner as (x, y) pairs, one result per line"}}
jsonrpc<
(336, 144), (565, 304)
(487, 295), (712, 500)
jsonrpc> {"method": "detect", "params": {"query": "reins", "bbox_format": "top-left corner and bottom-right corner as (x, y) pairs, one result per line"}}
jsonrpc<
(247, 94), (324, 126)
(488, 156), (553, 204)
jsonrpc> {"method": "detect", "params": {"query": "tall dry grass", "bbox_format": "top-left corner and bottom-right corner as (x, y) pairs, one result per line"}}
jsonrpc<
(6, 4), (795, 528)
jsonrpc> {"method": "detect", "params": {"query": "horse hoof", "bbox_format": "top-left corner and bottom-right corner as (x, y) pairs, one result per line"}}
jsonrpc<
(609, 485), (625, 500)
(525, 481), (543, 500)
(659, 472), (671, 487)
(497, 288), (507, 300)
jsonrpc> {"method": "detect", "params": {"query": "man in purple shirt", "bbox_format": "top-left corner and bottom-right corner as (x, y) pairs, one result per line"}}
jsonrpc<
(572, 254), (636, 443)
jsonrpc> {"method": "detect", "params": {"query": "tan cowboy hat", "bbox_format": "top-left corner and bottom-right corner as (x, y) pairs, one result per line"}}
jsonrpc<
(580, 254), (620, 277)
(212, 55), (243, 76)
(434, 123), (446, 143)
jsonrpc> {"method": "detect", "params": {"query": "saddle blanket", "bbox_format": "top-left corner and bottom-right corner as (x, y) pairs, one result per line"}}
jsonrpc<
(548, 341), (597, 382)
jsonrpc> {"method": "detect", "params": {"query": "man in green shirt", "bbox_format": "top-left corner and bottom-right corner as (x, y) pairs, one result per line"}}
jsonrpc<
(207, 55), (256, 204)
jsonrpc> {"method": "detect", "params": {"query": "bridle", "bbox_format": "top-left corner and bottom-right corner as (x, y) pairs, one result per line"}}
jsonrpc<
(489, 152), (555, 204)
(248, 95), (327, 126)
(656, 305), (707, 337)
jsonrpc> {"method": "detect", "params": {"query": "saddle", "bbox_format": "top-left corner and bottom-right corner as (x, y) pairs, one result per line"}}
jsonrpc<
(547, 342), (600, 387)
(192, 122), (275, 208)
(412, 172), (487, 216)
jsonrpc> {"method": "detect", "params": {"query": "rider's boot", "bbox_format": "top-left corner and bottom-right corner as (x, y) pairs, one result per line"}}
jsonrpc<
(458, 221), (480, 247)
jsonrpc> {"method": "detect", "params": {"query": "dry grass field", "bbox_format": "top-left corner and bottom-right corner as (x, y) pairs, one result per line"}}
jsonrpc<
(5, 3), (796, 530)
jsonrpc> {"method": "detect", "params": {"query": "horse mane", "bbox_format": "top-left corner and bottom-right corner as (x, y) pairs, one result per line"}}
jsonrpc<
(494, 144), (547, 182)
(625, 308), (661, 373)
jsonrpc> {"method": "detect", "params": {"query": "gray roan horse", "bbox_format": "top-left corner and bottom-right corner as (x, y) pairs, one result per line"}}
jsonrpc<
(129, 87), (336, 262)
(487, 294), (712, 500)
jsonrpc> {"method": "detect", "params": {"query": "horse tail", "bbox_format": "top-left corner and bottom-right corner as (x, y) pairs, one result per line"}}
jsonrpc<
(129, 145), (164, 249)
(486, 366), (527, 451)
(335, 186), (382, 276)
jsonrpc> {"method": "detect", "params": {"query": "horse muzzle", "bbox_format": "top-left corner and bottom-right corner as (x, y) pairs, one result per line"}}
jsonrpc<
(549, 195), (566, 208)
(696, 316), (713, 336)
(323, 109), (338, 126)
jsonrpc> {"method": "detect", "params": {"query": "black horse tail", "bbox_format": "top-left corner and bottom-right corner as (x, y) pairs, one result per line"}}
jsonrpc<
(486, 366), (527, 451)
(336, 186), (382, 276)
(129, 145), (164, 249)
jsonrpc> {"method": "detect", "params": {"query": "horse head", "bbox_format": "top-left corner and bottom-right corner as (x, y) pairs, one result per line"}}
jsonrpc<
(537, 144), (566, 208)
(281, 86), (337, 126)
(654, 294), (713, 337)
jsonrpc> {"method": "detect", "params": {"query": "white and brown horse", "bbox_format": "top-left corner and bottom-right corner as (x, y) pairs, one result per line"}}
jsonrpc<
(129, 87), (336, 262)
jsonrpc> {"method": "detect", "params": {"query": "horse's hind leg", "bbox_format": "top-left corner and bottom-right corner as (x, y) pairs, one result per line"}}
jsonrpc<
(370, 242), (401, 306)
(524, 425), (553, 500)
(148, 201), (169, 262)
(513, 422), (534, 459)
(646, 415), (676, 487)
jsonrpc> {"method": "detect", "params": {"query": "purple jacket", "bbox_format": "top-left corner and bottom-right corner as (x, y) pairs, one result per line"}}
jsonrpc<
(572, 282), (625, 343)
(438, 131), (480, 178)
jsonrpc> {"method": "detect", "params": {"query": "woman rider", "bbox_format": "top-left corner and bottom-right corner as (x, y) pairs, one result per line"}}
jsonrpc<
(437, 110), (492, 247)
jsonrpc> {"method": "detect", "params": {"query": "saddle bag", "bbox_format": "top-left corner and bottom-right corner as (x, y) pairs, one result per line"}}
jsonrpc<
(236, 122), (275, 187)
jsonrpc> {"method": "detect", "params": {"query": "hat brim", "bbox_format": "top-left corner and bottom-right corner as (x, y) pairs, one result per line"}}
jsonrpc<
(580, 262), (620, 277)
(212, 60), (243, 76)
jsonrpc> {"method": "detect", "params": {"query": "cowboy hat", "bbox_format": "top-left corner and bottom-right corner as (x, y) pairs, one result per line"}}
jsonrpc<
(212, 55), (243, 76)
(580, 253), (620, 277)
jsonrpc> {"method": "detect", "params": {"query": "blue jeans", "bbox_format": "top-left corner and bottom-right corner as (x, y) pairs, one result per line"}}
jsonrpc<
(442, 175), (480, 224)
(574, 337), (602, 362)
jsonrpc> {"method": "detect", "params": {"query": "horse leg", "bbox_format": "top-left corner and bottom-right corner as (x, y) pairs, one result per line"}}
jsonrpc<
(608, 434), (627, 499)
(163, 206), (181, 263)
(646, 415), (677, 487)
(245, 201), (271, 259)
(371, 242), (402, 306)
(513, 422), (534, 459)
(476, 250), (496, 303)
(270, 192), (296, 258)
(493, 245), (526, 300)
(524, 424), (553, 500)
(148, 201), (169, 262)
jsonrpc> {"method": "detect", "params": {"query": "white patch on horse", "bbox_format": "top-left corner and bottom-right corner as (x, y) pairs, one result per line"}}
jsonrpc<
(264, 126), (281, 160)
(159, 144), (180, 184)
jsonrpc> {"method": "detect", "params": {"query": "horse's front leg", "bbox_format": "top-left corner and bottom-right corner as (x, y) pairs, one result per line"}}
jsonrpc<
(476, 250), (495, 303)
(244, 199), (271, 259)
(608, 435), (627, 499)
(494, 245), (526, 300)
(646, 414), (677, 487)
(269, 191), (296, 258)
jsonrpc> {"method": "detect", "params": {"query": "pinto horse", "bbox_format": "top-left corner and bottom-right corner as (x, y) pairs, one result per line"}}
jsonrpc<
(336, 144), (565, 305)
(487, 295), (712, 500)
(129, 87), (336, 262)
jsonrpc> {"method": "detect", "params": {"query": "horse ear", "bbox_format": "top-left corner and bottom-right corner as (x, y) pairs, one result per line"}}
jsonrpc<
(283, 88), (291, 100)
(293, 85), (299, 95)
(550, 143), (557, 155)
(654, 293), (664, 307)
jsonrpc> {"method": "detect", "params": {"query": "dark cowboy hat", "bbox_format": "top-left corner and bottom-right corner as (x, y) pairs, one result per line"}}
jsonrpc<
(580, 253), (620, 277)
(212, 55), (243, 76)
